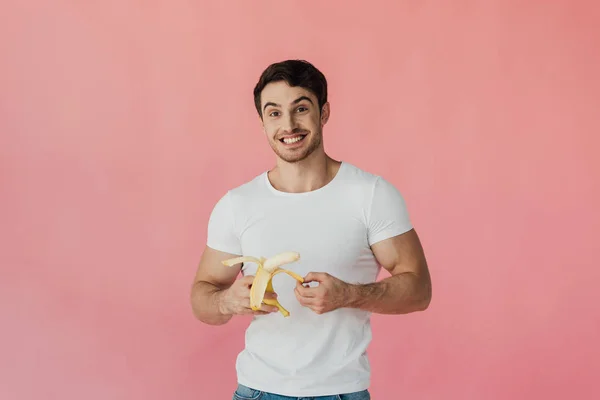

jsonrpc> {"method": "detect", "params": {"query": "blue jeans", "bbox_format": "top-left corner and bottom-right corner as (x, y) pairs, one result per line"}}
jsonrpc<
(232, 384), (371, 400)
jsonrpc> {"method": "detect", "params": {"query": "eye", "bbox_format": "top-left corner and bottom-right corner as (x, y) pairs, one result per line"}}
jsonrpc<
(296, 106), (308, 113)
(269, 111), (280, 117)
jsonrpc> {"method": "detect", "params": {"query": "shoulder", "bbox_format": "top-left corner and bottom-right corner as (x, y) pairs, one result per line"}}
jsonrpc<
(207, 171), (266, 229)
(227, 171), (266, 199)
(339, 161), (407, 208)
(211, 171), (267, 210)
(343, 163), (413, 244)
(338, 161), (397, 194)
(337, 161), (379, 189)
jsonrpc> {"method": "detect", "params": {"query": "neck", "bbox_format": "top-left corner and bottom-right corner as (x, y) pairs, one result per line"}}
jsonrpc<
(269, 149), (341, 193)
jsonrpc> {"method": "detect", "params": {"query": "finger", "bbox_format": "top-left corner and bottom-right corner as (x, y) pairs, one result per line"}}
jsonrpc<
(243, 303), (278, 314)
(309, 306), (326, 315)
(260, 304), (280, 313)
(295, 282), (317, 298)
(238, 304), (277, 315)
(297, 280), (311, 288)
(304, 272), (328, 283)
(240, 296), (279, 313)
(237, 306), (257, 315)
(295, 289), (318, 306)
(262, 291), (278, 300)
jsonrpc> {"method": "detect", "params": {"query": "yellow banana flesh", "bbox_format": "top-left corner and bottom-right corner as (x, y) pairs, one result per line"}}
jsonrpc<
(222, 252), (303, 317)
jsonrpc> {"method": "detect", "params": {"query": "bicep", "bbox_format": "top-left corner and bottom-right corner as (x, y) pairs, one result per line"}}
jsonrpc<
(371, 228), (429, 278)
(193, 245), (242, 289)
(197, 190), (243, 289)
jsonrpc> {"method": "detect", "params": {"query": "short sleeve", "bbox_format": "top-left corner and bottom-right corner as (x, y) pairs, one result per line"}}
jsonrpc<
(206, 191), (242, 255)
(367, 176), (413, 246)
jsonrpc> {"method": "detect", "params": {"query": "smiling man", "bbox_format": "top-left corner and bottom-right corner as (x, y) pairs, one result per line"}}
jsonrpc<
(190, 60), (432, 400)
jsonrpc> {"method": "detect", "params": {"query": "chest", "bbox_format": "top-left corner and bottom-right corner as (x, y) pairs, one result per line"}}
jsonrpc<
(237, 202), (376, 283)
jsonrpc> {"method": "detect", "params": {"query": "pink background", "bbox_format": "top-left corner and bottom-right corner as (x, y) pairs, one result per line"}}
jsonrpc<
(1, 1), (599, 399)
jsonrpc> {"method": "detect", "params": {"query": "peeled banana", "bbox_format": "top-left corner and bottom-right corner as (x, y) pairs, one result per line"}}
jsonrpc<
(222, 251), (303, 317)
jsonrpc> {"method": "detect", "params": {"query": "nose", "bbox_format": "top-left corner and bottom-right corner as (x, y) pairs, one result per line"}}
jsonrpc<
(280, 112), (297, 133)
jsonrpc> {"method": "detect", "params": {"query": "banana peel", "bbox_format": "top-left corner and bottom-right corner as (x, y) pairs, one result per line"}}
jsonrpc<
(222, 251), (303, 317)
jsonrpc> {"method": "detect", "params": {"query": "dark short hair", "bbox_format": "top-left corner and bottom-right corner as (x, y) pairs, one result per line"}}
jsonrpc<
(253, 59), (328, 118)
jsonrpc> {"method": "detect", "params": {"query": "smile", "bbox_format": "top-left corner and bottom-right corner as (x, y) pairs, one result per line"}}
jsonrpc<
(280, 134), (307, 145)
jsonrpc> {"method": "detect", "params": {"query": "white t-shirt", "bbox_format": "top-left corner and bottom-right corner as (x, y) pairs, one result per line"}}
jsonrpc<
(206, 161), (413, 397)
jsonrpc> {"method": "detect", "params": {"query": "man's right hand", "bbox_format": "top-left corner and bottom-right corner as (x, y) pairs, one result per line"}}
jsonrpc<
(218, 275), (280, 316)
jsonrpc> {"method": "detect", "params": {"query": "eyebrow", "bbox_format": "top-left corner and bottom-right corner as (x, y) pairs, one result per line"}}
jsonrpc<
(263, 96), (314, 112)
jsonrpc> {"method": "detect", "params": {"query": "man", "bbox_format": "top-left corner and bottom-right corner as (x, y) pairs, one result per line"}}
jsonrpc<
(190, 60), (432, 399)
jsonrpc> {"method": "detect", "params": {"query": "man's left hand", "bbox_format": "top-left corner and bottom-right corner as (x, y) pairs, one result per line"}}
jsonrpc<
(294, 272), (352, 314)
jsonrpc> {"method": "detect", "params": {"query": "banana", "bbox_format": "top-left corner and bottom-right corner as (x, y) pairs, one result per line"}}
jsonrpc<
(222, 251), (303, 317)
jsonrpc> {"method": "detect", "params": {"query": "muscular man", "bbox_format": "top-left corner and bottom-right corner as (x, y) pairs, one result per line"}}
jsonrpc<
(190, 60), (432, 400)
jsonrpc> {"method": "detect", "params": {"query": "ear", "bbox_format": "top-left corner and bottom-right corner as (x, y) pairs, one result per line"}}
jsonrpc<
(320, 102), (330, 126)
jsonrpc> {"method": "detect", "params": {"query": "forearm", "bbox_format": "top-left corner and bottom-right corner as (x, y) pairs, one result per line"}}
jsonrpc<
(345, 272), (431, 314)
(190, 281), (232, 325)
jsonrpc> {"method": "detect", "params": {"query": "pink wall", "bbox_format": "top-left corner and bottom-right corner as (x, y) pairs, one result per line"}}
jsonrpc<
(1, 1), (599, 399)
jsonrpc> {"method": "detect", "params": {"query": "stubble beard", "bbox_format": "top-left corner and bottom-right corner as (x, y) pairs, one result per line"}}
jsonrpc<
(271, 129), (323, 163)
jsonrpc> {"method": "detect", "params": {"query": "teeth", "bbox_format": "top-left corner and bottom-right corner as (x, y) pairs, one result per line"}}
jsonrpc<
(222, 251), (303, 317)
(283, 136), (304, 144)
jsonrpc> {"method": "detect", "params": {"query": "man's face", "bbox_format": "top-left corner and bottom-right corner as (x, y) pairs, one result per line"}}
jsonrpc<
(260, 81), (329, 163)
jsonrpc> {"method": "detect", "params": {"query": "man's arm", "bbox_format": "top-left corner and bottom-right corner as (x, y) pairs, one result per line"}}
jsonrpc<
(190, 246), (280, 325)
(190, 246), (241, 325)
(294, 228), (431, 315)
(346, 228), (432, 314)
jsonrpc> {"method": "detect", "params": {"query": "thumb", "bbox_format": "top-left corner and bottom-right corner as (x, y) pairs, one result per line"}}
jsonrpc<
(304, 272), (327, 283)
